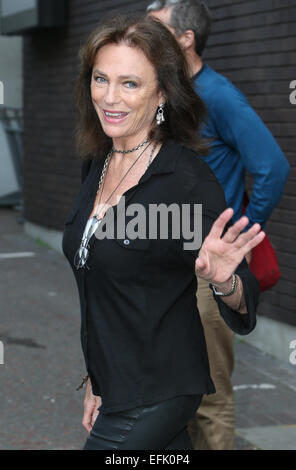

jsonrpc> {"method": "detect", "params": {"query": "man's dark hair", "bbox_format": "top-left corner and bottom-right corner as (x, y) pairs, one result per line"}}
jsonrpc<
(147, 0), (212, 56)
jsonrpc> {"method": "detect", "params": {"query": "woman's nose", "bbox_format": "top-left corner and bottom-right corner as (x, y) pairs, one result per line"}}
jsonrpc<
(104, 84), (120, 105)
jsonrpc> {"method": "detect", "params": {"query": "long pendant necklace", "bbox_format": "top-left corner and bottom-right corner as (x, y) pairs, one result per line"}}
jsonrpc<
(74, 140), (157, 270)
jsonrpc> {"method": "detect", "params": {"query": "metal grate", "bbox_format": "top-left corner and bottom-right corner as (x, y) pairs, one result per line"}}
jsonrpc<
(0, 106), (24, 220)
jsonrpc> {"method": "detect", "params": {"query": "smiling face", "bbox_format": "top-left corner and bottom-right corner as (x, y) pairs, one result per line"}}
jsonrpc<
(90, 42), (165, 146)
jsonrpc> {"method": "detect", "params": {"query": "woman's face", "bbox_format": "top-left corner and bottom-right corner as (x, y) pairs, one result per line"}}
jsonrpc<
(91, 42), (164, 142)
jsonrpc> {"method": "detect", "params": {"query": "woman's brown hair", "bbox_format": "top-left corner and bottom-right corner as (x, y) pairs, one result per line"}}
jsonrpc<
(75, 13), (208, 159)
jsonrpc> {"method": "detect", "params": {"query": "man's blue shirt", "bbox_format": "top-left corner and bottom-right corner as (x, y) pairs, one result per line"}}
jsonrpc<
(193, 64), (290, 228)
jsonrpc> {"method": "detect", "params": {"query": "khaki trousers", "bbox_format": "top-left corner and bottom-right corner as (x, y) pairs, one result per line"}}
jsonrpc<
(188, 277), (235, 450)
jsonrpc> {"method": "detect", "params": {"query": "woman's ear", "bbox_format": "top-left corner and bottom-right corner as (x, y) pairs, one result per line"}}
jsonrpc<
(158, 91), (166, 107)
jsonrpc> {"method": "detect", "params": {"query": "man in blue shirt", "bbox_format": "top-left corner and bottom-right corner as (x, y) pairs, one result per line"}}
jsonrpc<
(148, 0), (290, 450)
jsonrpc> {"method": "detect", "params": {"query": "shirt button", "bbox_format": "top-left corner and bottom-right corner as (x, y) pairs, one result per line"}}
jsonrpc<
(123, 239), (130, 246)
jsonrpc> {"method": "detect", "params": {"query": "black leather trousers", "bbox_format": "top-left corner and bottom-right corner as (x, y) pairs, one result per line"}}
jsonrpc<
(83, 394), (202, 450)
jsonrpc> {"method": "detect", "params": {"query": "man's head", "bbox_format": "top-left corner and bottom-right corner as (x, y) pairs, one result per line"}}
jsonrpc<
(147, 0), (212, 57)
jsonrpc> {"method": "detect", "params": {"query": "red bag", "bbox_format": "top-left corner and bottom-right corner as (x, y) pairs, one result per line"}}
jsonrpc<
(249, 236), (281, 292)
(242, 192), (281, 292)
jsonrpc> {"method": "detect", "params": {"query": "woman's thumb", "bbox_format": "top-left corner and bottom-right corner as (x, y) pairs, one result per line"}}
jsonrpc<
(195, 257), (206, 271)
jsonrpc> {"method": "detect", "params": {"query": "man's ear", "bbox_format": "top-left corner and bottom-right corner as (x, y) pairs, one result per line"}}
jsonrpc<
(179, 29), (195, 50)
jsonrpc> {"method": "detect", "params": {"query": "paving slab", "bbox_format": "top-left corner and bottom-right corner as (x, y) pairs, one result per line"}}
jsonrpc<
(233, 341), (296, 450)
(236, 425), (296, 450)
(0, 208), (87, 450)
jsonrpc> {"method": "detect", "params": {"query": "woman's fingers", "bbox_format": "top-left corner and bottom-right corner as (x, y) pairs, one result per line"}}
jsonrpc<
(82, 406), (93, 433)
(91, 409), (99, 427)
(243, 230), (265, 253)
(83, 396), (97, 433)
(208, 208), (234, 239)
(234, 223), (262, 250)
(223, 216), (249, 243)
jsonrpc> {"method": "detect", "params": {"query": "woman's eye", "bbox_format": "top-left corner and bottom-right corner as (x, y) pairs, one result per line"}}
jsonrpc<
(124, 81), (137, 89)
(94, 76), (107, 84)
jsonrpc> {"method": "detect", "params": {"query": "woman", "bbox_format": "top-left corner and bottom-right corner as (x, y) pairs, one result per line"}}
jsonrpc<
(62, 14), (264, 450)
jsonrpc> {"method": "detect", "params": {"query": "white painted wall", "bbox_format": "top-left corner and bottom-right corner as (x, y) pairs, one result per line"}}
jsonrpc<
(0, 35), (23, 108)
(0, 120), (19, 196)
(238, 316), (296, 365)
(2, 0), (37, 17)
(0, 33), (23, 198)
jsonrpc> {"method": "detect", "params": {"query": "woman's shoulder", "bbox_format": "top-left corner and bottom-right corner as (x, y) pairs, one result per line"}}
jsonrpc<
(169, 140), (218, 185)
(169, 140), (226, 209)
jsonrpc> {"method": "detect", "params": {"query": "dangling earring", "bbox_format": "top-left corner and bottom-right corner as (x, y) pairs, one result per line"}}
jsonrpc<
(156, 103), (165, 125)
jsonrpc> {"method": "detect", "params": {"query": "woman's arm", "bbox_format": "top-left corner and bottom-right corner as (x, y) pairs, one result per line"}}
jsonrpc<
(185, 176), (261, 334)
(195, 207), (264, 328)
(209, 274), (247, 314)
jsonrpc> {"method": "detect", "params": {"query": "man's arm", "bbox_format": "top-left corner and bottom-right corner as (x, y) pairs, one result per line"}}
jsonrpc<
(212, 84), (290, 229)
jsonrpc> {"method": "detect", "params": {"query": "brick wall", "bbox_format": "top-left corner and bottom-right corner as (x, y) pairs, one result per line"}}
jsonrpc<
(23, 0), (296, 325)
(203, 0), (296, 326)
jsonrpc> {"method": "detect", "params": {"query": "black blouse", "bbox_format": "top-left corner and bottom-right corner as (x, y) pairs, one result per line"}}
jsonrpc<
(62, 139), (259, 415)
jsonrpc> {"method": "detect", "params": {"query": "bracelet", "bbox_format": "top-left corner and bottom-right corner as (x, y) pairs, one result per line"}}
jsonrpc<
(210, 274), (237, 297)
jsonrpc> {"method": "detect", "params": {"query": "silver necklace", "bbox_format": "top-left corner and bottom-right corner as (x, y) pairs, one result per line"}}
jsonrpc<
(74, 141), (156, 270)
(112, 138), (150, 154)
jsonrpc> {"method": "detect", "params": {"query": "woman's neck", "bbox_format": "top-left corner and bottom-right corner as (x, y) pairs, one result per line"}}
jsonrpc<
(110, 139), (161, 175)
(112, 133), (150, 154)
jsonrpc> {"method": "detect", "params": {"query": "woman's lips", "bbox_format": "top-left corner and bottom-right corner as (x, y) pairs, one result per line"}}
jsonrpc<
(102, 110), (129, 123)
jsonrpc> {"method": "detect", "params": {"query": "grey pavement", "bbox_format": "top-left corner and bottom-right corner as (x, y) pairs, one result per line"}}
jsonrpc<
(0, 207), (295, 450)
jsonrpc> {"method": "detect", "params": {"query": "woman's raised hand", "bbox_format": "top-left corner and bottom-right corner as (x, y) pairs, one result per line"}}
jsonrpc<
(195, 208), (265, 284)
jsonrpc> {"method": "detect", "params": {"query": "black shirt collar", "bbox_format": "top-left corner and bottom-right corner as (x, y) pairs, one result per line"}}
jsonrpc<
(92, 139), (181, 184)
(142, 139), (181, 178)
(86, 139), (182, 204)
